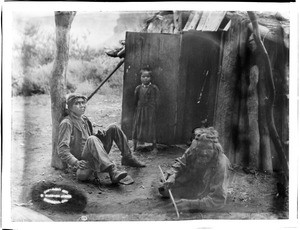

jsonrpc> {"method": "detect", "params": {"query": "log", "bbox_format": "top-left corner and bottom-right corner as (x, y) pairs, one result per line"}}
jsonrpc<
(281, 24), (289, 49)
(246, 11), (272, 172)
(183, 11), (202, 31)
(248, 11), (288, 176)
(182, 11), (196, 31)
(173, 11), (182, 34)
(231, 77), (241, 164)
(196, 11), (209, 31)
(50, 11), (76, 169)
(197, 11), (226, 31)
(257, 60), (273, 172)
(235, 20), (250, 166)
(147, 19), (162, 33)
(214, 16), (241, 162)
(247, 65), (260, 169)
(248, 23), (283, 44)
(161, 15), (175, 33)
(147, 14), (174, 34)
(282, 60), (289, 162)
(235, 69), (250, 166)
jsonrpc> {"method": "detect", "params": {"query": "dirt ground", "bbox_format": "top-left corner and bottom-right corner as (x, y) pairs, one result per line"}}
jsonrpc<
(10, 94), (288, 222)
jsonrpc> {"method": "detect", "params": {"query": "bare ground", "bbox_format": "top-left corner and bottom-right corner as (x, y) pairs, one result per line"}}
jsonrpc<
(11, 94), (288, 222)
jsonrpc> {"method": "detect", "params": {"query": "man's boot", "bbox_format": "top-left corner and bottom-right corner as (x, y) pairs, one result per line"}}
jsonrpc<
(108, 165), (127, 184)
(121, 155), (146, 167)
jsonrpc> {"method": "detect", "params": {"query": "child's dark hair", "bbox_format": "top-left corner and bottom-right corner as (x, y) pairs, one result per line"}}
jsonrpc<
(140, 66), (152, 76)
(141, 66), (151, 71)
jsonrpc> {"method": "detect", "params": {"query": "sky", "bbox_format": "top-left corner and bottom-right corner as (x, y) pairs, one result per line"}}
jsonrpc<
(12, 11), (125, 49)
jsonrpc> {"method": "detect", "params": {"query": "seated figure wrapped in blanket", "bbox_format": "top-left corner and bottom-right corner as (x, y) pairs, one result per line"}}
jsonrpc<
(159, 127), (231, 212)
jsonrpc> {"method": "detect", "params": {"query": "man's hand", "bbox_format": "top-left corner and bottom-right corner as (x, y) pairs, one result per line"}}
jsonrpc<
(158, 175), (176, 198)
(98, 129), (106, 136)
(76, 160), (89, 169)
(163, 180), (174, 190)
(163, 174), (175, 189)
(96, 129), (106, 137)
(92, 123), (106, 136)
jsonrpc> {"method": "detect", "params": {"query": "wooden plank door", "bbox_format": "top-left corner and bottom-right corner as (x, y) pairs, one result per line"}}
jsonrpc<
(121, 32), (182, 144)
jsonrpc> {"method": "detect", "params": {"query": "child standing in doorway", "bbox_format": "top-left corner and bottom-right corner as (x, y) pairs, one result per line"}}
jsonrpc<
(132, 67), (160, 154)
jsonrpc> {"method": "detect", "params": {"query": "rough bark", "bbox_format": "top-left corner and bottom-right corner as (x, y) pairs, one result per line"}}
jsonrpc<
(50, 11), (76, 169)
(247, 11), (288, 176)
(247, 65), (260, 169)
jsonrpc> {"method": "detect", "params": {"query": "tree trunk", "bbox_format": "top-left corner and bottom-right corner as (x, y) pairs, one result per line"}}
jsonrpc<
(50, 11), (76, 169)
(247, 11), (288, 177)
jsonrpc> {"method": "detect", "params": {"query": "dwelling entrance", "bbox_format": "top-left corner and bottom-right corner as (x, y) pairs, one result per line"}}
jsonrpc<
(121, 31), (222, 144)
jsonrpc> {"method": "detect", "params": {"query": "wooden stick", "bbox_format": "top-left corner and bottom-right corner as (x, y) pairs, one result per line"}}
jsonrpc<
(158, 165), (180, 219)
(87, 59), (125, 101)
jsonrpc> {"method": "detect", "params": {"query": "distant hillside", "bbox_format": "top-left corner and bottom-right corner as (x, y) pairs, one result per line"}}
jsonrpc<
(13, 11), (155, 50)
(71, 12), (120, 49)
(104, 11), (154, 48)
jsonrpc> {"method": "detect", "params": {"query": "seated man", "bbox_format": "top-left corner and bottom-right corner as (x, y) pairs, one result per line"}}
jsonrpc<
(58, 93), (145, 184)
(159, 127), (231, 211)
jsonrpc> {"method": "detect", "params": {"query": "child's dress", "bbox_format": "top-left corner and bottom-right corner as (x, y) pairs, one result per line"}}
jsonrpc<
(132, 83), (159, 143)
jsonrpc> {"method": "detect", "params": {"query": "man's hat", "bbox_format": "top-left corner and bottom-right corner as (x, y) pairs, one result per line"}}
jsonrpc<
(66, 93), (87, 108)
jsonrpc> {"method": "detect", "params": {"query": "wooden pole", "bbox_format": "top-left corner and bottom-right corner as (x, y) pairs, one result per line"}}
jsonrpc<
(158, 166), (180, 219)
(87, 59), (125, 101)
